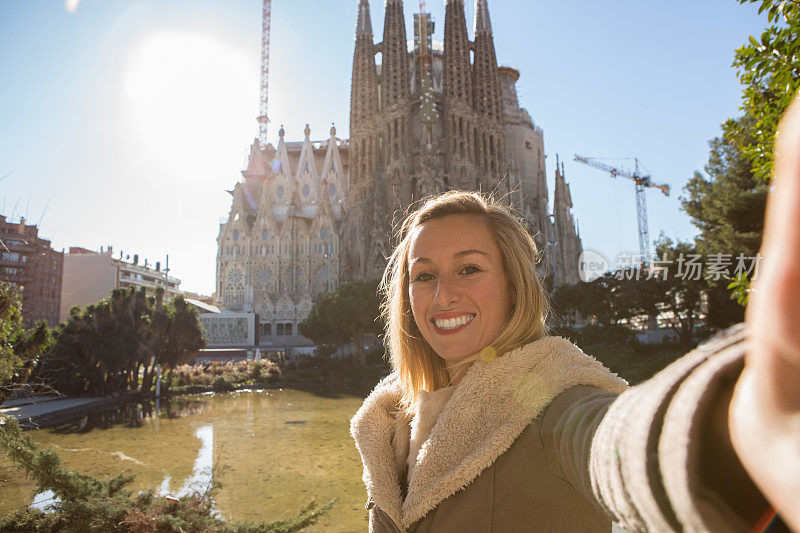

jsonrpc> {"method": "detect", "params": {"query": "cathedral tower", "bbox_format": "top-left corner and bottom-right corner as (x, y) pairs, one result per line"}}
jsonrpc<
(380, 0), (413, 208)
(472, 0), (507, 185)
(350, 0), (379, 192)
(442, 0), (475, 188)
(553, 158), (583, 286)
(344, 0), (380, 280)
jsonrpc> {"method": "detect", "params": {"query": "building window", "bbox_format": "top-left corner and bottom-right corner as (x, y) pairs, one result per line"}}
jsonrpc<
(0, 252), (19, 262)
(276, 322), (293, 336)
(260, 323), (272, 336)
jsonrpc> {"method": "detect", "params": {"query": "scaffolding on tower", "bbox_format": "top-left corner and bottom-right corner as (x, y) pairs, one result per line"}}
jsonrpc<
(414, 1), (436, 132)
(257, 0), (272, 146)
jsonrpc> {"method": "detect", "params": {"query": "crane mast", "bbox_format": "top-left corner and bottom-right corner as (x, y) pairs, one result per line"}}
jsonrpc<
(257, 0), (272, 146)
(574, 155), (670, 263)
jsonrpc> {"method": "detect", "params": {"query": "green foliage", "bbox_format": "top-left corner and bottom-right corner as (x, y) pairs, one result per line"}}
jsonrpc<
(168, 360), (282, 394)
(682, 117), (768, 263)
(681, 117), (768, 307)
(552, 237), (745, 347)
(731, 0), (800, 182)
(0, 282), (51, 404)
(36, 288), (206, 397)
(298, 279), (382, 364)
(281, 353), (390, 396)
(211, 375), (235, 392)
(727, 272), (752, 306)
(549, 325), (683, 385)
(0, 417), (331, 532)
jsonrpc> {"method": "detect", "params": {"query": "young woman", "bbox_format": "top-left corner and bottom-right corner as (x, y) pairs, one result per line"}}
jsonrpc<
(351, 100), (800, 532)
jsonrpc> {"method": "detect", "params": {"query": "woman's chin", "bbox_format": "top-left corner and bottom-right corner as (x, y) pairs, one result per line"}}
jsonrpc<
(434, 346), (481, 365)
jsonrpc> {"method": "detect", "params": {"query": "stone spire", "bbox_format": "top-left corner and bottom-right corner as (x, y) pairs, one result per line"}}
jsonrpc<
(379, 0), (412, 201)
(381, 0), (411, 110)
(443, 0), (476, 178)
(443, 0), (472, 107)
(474, 0), (492, 35)
(552, 157), (581, 285)
(472, 0), (504, 176)
(344, 0), (382, 282)
(472, 0), (501, 121)
(355, 0), (373, 38)
(349, 0), (379, 185)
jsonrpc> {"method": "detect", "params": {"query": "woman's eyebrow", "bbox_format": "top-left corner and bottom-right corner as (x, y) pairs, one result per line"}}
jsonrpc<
(453, 249), (490, 259)
(410, 256), (431, 265)
(410, 250), (489, 266)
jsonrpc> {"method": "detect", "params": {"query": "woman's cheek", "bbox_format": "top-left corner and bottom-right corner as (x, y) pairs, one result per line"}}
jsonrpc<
(408, 288), (424, 322)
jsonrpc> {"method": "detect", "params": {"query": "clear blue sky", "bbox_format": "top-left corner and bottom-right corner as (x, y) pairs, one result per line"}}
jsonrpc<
(0, 0), (766, 295)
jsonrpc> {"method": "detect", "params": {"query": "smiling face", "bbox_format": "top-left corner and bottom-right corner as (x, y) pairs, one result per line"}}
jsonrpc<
(407, 214), (513, 365)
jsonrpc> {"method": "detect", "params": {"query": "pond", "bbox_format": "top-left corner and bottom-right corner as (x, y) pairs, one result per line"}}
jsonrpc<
(0, 390), (368, 532)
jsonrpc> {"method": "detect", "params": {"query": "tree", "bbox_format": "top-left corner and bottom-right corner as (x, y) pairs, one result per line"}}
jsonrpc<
(682, 117), (768, 262)
(0, 282), (51, 404)
(682, 117), (769, 306)
(730, 0), (800, 182)
(36, 287), (206, 397)
(552, 273), (633, 329)
(299, 279), (382, 364)
(553, 239), (730, 348)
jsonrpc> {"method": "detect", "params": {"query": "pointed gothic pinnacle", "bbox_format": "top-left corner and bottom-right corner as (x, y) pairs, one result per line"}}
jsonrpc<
(355, 0), (373, 38)
(474, 0), (492, 35)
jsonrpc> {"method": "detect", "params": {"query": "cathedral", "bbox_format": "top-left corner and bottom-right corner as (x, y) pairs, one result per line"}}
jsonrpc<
(216, 0), (583, 342)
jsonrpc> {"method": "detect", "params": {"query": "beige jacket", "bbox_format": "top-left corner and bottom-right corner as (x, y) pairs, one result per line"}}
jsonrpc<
(350, 325), (772, 532)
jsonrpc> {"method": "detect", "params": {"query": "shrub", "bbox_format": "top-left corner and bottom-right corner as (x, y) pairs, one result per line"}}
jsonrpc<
(211, 376), (234, 393)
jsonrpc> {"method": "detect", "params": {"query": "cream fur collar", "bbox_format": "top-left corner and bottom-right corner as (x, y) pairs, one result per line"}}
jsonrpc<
(350, 335), (628, 529)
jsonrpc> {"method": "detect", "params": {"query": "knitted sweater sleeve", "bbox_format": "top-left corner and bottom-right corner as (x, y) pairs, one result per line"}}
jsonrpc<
(537, 324), (777, 532)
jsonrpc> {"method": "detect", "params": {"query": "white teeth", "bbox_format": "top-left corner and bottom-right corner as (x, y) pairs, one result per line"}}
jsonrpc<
(433, 314), (474, 330)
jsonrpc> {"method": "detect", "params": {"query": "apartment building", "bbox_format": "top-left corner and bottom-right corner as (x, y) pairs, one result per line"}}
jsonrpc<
(0, 215), (63, 327)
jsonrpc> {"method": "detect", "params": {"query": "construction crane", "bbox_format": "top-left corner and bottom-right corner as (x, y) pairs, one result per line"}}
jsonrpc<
(256, 0), (272, 146)
(573, 155), (670, 263)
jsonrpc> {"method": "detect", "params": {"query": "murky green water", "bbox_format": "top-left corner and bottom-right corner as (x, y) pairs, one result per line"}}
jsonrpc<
(0, 390), (369, 532)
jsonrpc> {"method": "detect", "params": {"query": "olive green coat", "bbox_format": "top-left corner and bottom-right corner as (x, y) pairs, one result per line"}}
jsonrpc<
(351, 326), (771, 532)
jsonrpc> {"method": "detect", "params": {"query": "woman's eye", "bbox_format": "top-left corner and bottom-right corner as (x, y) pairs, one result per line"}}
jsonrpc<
(459, 265), (481, 275)
(413, 272), (434, 282)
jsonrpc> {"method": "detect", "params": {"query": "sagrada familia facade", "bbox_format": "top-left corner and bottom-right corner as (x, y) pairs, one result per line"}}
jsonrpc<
(216, 0), (583, 338)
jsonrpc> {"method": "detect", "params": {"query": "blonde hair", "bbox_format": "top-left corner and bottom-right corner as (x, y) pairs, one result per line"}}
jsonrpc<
(380, 190), (549, 412)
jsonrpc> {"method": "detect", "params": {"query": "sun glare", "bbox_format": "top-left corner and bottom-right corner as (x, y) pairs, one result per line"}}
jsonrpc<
(123, 31), (259, 180)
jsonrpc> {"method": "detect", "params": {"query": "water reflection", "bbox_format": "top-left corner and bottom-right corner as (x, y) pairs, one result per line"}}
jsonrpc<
(1, 390), (367, 531)
(31, 489), (57, 512)
(47, 398), (212, 434)
(173, 425), (214, 498)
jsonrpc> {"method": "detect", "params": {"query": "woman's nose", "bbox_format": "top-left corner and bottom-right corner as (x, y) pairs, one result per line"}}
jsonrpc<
(434, 277), (459, 306)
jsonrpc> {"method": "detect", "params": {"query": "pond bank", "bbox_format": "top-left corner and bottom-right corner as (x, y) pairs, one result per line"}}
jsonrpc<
(0, 391), (142, 430)
(1, 358), (391, 430)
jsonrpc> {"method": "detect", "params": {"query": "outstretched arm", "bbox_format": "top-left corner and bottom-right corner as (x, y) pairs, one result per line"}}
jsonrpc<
(730, 93), (800, 531)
